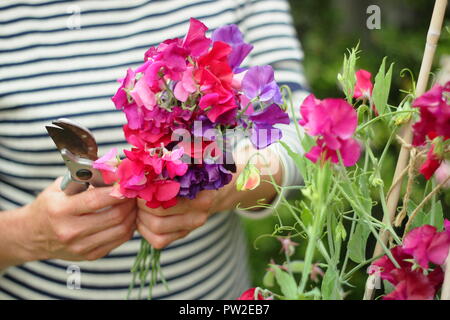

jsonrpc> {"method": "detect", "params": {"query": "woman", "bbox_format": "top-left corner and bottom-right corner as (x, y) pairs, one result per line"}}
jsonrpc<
(0, 0), (307, 299)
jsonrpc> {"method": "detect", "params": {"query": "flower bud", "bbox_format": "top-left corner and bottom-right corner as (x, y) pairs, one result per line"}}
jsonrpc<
(236, 164), (261, 191)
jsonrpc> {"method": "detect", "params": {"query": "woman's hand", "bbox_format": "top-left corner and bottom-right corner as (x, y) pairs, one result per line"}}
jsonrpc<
(136, 190), (222, 250)
(1, 177), (138, 267)
(136, 147), (283, 249)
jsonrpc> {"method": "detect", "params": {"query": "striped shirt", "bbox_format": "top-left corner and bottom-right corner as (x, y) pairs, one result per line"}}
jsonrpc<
(0, 0), (308, 300)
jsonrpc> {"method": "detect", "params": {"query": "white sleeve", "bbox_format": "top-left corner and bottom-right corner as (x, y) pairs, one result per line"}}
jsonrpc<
(232, 0), (310, 219)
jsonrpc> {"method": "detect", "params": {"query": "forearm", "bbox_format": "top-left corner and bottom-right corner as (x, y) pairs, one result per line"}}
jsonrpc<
(0, 206), (35, 270)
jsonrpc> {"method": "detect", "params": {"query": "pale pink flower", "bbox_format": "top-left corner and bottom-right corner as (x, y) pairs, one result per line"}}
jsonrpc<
(130, 77), (156, 111)
(435, 161), (450, 189)
(93, 148), (120, 184)
(174, 67), (197, 102)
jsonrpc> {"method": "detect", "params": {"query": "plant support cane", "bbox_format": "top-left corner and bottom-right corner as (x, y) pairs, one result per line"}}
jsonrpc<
(363, 0), (448, 300)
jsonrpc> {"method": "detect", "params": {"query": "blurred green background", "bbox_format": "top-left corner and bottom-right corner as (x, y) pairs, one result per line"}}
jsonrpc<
(241, 0), (450, 299)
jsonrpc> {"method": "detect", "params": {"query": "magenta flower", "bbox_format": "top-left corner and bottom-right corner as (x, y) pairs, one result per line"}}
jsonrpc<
(242, 66), (282, 104)
(212, 24), (253, 72)
(370, 246), (414, 284)
(353, 69), (373, 100)
(299, 94), (361, 167)
(419, 146), (442, 180)
(237, 288), (265, 300)
(370, 245), (445, 300)
(182, 18), (212, 57)
(305, 137), (361, 167)
(383, 267), (444, 300)
(112, 68), (135, 110)
(403, 223), (450, 268)
(412, 81), (450, 146)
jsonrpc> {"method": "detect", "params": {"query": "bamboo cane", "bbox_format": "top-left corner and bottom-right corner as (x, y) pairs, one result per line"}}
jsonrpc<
(363, 0), (448, 300)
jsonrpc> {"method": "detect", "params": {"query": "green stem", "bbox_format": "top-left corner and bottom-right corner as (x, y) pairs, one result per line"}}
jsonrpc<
(356, 110), (415, 133)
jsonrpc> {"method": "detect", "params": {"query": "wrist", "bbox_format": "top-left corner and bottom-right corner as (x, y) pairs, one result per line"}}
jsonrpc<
(0, 206), (36, 269)
(19, 204), (51, 262)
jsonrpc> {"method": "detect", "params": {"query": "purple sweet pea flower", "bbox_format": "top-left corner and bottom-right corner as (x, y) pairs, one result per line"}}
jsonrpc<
(248, 103), (290, 149)
(242, 66), (283, 105)
(178, 164), (233, 199)
(193, 115), (216, 139)
(212, 24), (253, 73)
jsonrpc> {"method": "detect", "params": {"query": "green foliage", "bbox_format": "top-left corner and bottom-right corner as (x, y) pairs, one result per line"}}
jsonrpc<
(321, 267), (341, 300)
(243, 0), (450, 300)
(272, 266), (299, 299)
(372, 58), (394, 116)
(337, 45), (359, 103)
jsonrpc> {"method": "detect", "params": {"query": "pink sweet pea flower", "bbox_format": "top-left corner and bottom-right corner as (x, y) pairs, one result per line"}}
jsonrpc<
(305, 137), (361, 167)
(370, 246), (414, 284)
(116, 158), (148, 199)
(403, 224), (450, 268)
(93, 148), (120, 185)
(370, 245), (445, 300)
(383, 267), (444, 300)
(299, 95), (361, 166)
(237, 288), (265, 300)
(182, 18), (212, 57)
(112, 68), (135, 110)
(130, 77), (156, 111)
(174, 67), (197, 102)
(412, 82), (450, 146)
(299, 95), (358, 141)
(419, 146), (442, 180)
(141, 180), (181, 209)
(435, 161), (450, 189)
(162, 147), (188, 179)
(353, 69), (373, 100)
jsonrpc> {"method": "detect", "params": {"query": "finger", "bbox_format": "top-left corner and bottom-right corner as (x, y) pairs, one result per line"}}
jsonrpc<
(69, 208), (137, 255)
(76, 200), (137, 237)
(63, 185), (129, 215)
(83, 227), (136, 261)
(137, 223), (189, 249)
(137, 211), (208, 234)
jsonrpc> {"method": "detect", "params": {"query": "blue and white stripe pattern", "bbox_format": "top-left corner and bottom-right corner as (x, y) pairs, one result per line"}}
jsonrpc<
(0, 0), (308, 299)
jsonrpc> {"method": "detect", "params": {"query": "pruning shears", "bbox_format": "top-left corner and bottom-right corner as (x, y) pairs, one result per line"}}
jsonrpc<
(46, 118), (110, 195)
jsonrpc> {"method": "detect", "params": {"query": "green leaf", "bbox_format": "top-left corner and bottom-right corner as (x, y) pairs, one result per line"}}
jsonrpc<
(372, 58), (394, 117)
(298, 288), (321, 300)
(279, 141), (304, 174)
(321, 267), (341, 300)
(273, 267), (298, 299)
(263, 270), (275, 288)
(337, 44), (360, 103)
(348, 218), (371, 264)
(301, 207), (313, 227)
(408, 200), (444, 230)
(288, 260), (305, 273)
(430, 201), (444, 231)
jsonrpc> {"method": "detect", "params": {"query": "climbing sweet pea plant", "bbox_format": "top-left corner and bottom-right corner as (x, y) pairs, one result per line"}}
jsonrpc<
(239, 46), (450, 301)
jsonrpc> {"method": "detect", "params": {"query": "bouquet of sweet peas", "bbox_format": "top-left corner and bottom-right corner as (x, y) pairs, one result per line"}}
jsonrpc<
(92, 18), (290, 299)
